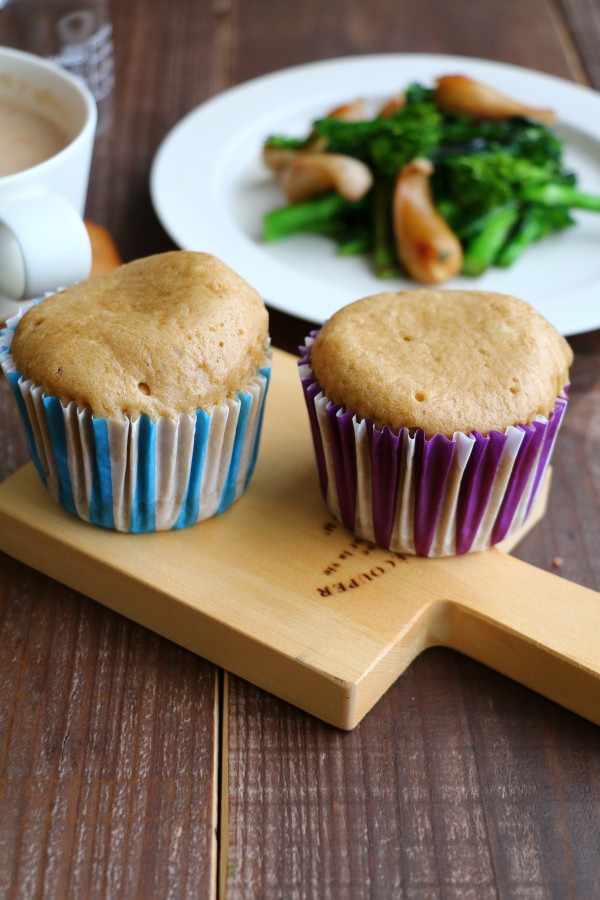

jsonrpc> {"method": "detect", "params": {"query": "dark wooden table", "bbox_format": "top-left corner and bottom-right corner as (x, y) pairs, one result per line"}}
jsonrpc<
(2, 1), (600, 897)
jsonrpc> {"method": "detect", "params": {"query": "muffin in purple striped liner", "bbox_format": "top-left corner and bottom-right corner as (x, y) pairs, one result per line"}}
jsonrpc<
(299, 289), (572, 557)
(2, 252), (271, 532)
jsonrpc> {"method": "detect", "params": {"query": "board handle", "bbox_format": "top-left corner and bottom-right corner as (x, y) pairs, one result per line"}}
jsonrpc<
(440, 550), (600, 725)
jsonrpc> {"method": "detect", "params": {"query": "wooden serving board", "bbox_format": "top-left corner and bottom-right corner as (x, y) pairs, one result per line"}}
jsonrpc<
(1, 229), (598, 729)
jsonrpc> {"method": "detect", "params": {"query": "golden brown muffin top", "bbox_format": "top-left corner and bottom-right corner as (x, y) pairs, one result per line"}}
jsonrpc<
(11, 251), (269, 420)
(310, 289), (573, 437)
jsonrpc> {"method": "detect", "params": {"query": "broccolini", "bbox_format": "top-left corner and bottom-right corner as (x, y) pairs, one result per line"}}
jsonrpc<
(262, 79), (600, 282)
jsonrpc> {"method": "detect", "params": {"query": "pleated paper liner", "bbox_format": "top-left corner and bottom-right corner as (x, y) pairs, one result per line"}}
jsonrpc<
(1, 305), (271, 532)
(0, 228), (597, 730)
(299, 335), (567, 557)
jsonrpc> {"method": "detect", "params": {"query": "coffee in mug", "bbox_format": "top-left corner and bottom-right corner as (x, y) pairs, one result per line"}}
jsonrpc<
(0, 46), (97, 322)
(0, 99), (70, 176)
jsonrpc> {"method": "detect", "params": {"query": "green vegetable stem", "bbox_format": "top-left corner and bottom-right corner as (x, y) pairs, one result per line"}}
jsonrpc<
(262, 82), (600, 282)
(263, 193), (363, 242)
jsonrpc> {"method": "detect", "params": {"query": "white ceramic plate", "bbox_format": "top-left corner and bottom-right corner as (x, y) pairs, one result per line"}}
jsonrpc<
(150, 54), (600, 336)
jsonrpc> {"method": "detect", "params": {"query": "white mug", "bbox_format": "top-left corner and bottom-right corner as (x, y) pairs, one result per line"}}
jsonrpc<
(0, 46), (97, 321)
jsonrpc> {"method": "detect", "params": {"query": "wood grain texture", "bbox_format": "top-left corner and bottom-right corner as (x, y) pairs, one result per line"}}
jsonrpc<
(557, 0), (600, 88)
(0, 556), (219, 899)
(0, 392), (221, 898)
(224, 389), (600, 895)
(0, 554), (220, 898)
(0, 34), (222, 893)
(233, 0), (578, 81)
(223, 0), (600, 896)
(4, 353), (596, 731)
(511, 332), (600, 591)
(1, 0), (599, 896)
(226, 655), (600, 899)
(85, 0), (222, 265)
(93, 0), (581, 271)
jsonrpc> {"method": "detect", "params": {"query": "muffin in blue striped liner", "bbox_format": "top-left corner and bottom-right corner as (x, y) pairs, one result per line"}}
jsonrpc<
(1, 253), (271, 532)
(299, 290), (572, 557)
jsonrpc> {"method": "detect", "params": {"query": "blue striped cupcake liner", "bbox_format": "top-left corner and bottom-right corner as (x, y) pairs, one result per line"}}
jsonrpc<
(2, 307), (271, 532)
(299, 333), (568, 557)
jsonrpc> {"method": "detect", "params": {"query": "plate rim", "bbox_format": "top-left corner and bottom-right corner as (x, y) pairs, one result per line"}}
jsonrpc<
(150, 52), (600, 337)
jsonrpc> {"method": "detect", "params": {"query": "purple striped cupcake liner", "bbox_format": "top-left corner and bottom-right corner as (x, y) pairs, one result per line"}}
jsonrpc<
(299, 333), (568, 557)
